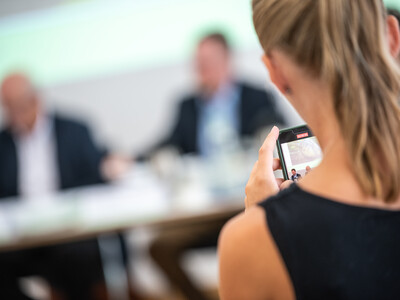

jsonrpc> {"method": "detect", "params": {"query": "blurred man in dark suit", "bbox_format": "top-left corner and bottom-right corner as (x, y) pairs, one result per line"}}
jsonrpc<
(0, 73), (109, 300)
(154, 33), (285, 156)
(149, 33), (286, 300)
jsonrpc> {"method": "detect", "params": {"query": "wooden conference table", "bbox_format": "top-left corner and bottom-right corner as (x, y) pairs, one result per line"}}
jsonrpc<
(0, 163), (245, 252)
(0, 162), (245, 299)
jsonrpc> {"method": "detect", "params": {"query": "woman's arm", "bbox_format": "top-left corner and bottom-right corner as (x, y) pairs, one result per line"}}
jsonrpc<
(218, 207), (294, 300)
(219, 126), (294, 299)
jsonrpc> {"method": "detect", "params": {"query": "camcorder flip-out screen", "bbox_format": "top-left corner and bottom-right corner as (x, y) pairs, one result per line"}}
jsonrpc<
(276, 125), (323, 181)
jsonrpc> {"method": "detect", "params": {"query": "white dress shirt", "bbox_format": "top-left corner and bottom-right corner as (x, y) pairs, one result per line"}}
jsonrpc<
(15, 114), (59, 199)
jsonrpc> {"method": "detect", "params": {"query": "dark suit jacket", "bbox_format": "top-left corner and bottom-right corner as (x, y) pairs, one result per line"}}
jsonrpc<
(157, 82), (286, 154)
(0, 115), (107, 199)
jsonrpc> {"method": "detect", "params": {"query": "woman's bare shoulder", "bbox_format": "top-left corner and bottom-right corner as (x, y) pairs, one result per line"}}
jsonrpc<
(218, 206), (295, 300)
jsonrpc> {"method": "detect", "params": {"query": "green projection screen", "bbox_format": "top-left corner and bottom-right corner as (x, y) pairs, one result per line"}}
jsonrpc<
(0, 0), (258, 86)
(0, 0), (399, 86)
(386, 0), (400, 9)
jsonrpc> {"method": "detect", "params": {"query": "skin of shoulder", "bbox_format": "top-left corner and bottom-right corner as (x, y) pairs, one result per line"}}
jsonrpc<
(218, 206), (295, 300)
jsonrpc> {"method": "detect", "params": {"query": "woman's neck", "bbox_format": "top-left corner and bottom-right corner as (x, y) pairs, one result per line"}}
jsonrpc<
(299, 116), (400, 209)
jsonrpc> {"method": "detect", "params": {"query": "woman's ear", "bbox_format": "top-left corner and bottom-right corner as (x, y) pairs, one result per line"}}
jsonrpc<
(262, 54), (291, 95)
(387, 15), (400, 59)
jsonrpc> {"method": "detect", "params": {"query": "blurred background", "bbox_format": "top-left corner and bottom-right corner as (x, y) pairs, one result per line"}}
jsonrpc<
(0, 0), (303, 153)
(0, 0), (399, 300)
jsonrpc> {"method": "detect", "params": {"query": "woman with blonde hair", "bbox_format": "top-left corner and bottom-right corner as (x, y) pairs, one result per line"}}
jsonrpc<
(219, 0), (400, 299)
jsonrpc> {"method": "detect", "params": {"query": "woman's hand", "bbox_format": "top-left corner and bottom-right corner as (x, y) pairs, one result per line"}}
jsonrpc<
(245, 126), (291, 209)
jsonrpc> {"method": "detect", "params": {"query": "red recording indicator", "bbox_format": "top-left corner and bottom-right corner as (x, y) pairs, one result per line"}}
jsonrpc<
(297, 132), (309, 139)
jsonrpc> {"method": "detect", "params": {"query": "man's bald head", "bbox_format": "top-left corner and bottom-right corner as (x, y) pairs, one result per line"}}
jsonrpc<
(1, 74), (40, 134)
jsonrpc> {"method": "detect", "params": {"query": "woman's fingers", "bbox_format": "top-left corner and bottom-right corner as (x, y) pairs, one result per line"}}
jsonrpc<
(244, 126), (283, 209)
(272, 158), (281, 171)
(280, 180), (293, 190)
(258, 126), (279, 167)
(275, 178), (284, 186)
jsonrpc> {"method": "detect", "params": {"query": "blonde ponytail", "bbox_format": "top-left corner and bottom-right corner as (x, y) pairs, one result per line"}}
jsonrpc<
(252, 0), (400, 202)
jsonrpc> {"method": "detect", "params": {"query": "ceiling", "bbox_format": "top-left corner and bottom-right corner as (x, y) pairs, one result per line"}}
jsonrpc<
(0, 0), (72, 18)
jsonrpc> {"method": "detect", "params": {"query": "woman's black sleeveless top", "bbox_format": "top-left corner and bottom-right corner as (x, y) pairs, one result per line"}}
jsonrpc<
(258, 184), (400, 300)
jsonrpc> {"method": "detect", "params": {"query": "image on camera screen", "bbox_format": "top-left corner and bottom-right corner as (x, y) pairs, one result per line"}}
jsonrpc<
(281, 136), (322, 181)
